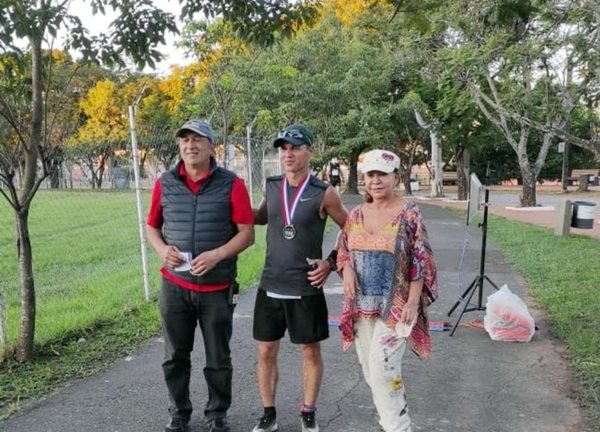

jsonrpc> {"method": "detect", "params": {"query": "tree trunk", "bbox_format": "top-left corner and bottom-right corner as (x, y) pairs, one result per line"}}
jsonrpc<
(49, 161), (61, 189)
(519, 164), (537, 207)
(430, 129), (443, 197)
(16, 209), (36, 361)
(221, 111), (232, 169)
(97, 165), (105, 189)
(400, 167), (412, 196)
(13, 34), (44, 361)
(456, 145), (469, 201)
(0, 283), (6, 357)
(414, 110), (443, 197)
(346, 150), (360, 194)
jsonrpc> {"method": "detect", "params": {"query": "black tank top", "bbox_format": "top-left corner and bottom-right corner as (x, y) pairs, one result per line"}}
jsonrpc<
(330, 162), (341, 178)
(259, 175), (328, 296)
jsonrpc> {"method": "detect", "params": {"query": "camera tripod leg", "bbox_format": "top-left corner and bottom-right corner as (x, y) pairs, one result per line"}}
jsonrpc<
(449, 276), (483, 336)
(447, 277), (478, 317)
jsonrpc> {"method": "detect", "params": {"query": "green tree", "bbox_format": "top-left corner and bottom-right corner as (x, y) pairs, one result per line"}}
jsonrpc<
(235, 5), (402, 192)
(0, 0), (318, 361)
(68, 79), (130, 188)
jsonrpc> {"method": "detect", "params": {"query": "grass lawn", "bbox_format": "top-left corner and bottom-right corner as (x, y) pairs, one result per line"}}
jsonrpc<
(0, 189), (266, 417)
(486, 214), (600, 423)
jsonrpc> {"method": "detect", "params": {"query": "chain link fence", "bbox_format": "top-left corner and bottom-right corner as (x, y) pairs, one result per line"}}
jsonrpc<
(0, 122), (280, 349)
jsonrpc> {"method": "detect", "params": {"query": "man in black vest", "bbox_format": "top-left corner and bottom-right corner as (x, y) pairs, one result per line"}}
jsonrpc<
(251, 124), (348, 432)
(146, 119), (254, 432)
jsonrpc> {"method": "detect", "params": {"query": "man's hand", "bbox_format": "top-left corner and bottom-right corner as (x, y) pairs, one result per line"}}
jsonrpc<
(190, 248), (226, 276)
(162, 245), (185, 269)
(307, 259), (332, 288)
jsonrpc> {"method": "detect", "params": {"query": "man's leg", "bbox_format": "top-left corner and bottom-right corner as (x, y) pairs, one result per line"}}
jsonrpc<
(196, 289), (234, 421)
(300, 342), (323, 406)
(252, 290), (285, 431)
(286, 294), (328, 432)
(256, 340), (280, 407)
(159, 279), (197, 424)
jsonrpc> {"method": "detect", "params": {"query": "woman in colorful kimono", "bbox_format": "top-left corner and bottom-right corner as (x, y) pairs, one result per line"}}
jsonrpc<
(337, 149), (438, 432)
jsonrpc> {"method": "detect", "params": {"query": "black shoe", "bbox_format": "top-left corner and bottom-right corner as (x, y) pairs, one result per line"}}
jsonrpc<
(164, 417), (189, 432)
(300, 411), (319, 432)
(208, 417), (230, 432)
(252, 414), (278, 432)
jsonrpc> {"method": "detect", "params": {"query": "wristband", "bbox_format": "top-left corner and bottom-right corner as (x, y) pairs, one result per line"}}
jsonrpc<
(326, 250), (338, 272)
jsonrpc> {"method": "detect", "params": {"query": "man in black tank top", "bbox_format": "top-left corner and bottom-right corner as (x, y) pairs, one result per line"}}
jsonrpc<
(251, 124), (348, 432)
(328, 157), (343, 189)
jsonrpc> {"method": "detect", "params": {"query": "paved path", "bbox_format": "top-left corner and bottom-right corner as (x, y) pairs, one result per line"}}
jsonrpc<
(0, 194), (592, 432)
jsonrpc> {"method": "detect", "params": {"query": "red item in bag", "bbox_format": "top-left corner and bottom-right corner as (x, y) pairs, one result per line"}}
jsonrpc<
(483, 285), (535, 342)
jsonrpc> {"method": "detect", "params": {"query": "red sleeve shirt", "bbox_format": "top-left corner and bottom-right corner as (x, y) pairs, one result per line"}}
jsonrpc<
(146, 168), (254, 292)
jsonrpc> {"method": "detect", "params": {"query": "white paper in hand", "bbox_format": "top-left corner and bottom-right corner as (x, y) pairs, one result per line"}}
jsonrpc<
(395, 319), (416, 338)
(174, 252), (192, 272)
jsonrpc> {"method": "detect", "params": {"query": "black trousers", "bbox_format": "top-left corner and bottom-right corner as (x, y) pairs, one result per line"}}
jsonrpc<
(159, 278), (234, 421)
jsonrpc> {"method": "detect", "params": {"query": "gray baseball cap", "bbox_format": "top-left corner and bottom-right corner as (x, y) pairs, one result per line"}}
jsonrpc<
(176, 119), (214, 142)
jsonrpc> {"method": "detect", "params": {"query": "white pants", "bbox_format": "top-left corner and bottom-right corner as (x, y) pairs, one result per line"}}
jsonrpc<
(354, 318), (412, 432)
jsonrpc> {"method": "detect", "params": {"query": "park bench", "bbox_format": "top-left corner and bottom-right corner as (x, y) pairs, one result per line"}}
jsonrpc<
(567, 168), (600, 186)
(442, 171), (458, 185)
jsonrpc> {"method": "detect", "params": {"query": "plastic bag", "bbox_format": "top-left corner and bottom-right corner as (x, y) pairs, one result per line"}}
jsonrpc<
(483, 285), (535, 342)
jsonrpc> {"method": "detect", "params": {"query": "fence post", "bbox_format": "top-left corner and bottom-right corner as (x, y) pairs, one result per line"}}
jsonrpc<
(554, 200), (572, 237)
(0, 286), (5, 355)
(128, 105), (151, 302)
(246, 119), (256, 206)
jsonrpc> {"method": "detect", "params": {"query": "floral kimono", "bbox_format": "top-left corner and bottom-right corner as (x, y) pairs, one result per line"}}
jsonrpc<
(337, 201), (438, 358)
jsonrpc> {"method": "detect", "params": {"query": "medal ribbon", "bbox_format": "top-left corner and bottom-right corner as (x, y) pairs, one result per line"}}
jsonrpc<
(281, 175), (310, 226)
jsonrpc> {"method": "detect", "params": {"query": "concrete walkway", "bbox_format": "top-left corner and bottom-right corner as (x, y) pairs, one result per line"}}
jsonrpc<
(0, 193), (593, 432)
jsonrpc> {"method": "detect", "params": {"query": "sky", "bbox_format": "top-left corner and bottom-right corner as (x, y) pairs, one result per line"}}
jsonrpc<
(65, 0), (195, 75)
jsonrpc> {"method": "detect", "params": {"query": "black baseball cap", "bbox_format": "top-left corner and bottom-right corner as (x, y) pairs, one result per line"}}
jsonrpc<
(273, 124), (314, 148)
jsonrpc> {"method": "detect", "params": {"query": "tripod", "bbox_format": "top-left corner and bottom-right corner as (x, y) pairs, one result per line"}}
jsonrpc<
(447, 183), (499, 336)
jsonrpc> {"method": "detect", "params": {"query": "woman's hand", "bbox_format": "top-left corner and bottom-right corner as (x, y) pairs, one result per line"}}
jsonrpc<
(342, 265), (357, 300)
(400, 300), (419, 324)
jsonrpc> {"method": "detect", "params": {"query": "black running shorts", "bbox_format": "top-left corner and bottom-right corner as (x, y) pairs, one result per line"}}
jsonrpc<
(253, 289), (329, 344)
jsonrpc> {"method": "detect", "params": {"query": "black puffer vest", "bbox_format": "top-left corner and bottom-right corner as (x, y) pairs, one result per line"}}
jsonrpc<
(161, 160), (238, 284)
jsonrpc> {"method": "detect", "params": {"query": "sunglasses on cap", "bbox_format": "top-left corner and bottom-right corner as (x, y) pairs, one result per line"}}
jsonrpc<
(277, 128), (306, 140)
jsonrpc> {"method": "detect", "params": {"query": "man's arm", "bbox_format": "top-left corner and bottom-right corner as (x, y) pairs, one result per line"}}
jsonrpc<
(146, 225), (186, 269)
(253, 195), (268, 225)
(146, 225), (167, 259)
(220, 223), (255, 259)
(320, 186), (348, 227)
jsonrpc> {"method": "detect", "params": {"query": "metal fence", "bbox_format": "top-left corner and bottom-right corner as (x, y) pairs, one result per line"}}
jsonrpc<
(0, 121), (281, 348)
